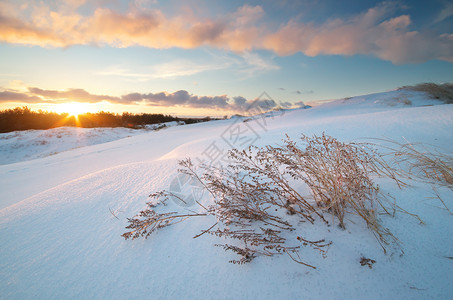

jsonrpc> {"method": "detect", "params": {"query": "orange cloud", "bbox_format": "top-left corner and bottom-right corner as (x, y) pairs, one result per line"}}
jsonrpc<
(0, 12), (66, 47)
(263, 5), (453, 63)
(0, 2), (451, 63)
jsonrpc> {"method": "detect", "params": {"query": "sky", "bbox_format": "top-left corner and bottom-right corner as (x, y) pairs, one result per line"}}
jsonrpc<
(0, 0), (452, 117)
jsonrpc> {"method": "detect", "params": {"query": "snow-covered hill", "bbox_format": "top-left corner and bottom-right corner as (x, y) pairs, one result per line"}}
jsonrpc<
(0, 121), (185, 165)
(1, 88), (452, 299)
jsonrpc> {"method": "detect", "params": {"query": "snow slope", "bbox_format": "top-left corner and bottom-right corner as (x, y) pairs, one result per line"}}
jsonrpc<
(1, 89), (452, 299)
(0, 121), (184, 165)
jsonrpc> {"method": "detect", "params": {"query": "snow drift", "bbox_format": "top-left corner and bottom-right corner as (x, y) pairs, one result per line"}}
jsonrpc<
(1, 88), (452, 299)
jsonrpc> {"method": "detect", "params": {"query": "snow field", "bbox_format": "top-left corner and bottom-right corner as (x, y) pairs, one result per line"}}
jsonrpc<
(1, 88), (452, 299)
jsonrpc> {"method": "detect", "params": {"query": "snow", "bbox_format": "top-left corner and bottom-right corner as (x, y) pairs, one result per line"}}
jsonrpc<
(143, 120), (185, 130)
(1, 89), (452, 299)
(0, 121), (186, 165)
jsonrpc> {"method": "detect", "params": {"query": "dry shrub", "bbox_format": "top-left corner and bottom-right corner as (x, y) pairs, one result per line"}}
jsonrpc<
(124, 158), (328, 268)
(370, 138), (453, 213)
(381, 139), (453, 188)
(401, 82), (453, 104)
(122, 190), (208, 240)
(123, 134), (408, 266)
(270, 134), (403, 248)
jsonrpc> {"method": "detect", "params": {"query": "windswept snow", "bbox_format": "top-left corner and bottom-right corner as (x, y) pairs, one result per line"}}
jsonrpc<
(0, 121), (185, 166)
(1, 89), (452, 299)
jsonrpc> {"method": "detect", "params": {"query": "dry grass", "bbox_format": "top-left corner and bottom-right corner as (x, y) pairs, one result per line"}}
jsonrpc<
(123, 133), (415, 266)
(378, 139), (453, 188)
(122, 190), (208, 240)
(372, 138), (453, 213)
(428, 187), (452, 214)
(123, 157), (326, 267)
(269, 134), (404, 250)
(400, 82), (453, 104)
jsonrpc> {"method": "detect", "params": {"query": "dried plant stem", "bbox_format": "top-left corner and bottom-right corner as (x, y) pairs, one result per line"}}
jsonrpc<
(123, 133), (436, 266)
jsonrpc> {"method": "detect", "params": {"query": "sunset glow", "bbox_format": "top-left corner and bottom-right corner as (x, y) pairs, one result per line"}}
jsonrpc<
(0, 1), (451, 116)
(55, 102), (91, 117)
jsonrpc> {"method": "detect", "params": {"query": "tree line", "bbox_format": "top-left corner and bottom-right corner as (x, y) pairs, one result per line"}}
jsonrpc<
(0, 107), (213, 133)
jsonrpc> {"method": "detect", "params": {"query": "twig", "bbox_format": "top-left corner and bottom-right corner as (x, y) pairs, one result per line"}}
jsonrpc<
(109, 207), (119, 220)
(193, 222), (218, 239)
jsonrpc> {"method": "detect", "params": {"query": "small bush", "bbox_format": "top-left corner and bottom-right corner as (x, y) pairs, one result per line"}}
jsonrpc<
(270, 134), (404, 243)
(124, 134), (412, 267)
(400, 82), (453, 104)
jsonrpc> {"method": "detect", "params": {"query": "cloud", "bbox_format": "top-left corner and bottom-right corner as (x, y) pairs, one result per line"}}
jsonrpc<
(239, 52), (280, 74)
(0, 10), (65, 47)
(150, 59), (233, 79)
(0, 90), (41, 103)
(279, 101), (292, 108)
(232, 96), (247, 106)
(97, 52), (275, 81)
(28, 87), (119, 103)
(95, 66), (155, 81)
(230, 96), (277, 112)
(0, 86), (282, 112)
(434, 3), (453, 23)
(61, 0), (87, 9)
(234, 4), (265, 26)
(294, 101), (308, 108)
(294, 90), (313, 95)
(262, 4), (453, 63)
(120, 90), (230, 108)
(0, 2), (451, 63)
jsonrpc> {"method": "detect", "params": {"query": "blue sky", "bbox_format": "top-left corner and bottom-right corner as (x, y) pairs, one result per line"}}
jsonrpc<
(0, 0), (452, 116)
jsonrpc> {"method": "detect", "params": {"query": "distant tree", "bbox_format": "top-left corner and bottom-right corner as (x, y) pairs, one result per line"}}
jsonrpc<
(0, 107), (216, 133)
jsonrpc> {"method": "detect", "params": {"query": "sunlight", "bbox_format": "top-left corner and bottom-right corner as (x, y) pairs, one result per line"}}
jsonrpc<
(55, 102), (90, 116)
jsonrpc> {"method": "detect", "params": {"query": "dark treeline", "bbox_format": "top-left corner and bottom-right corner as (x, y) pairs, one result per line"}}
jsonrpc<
(0, 107), (212, 133)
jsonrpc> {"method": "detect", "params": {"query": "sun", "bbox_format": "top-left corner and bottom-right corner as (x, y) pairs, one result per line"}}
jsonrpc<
(56, 102), (89, 116)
